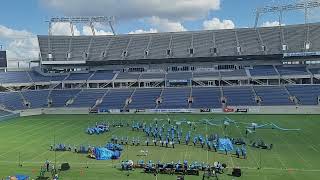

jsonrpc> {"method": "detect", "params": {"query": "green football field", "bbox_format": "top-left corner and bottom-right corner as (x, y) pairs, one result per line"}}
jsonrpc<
(0, 114), (320, 180)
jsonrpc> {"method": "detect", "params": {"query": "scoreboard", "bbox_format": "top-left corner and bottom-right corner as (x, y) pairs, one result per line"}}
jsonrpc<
(0, 51), (7, 67)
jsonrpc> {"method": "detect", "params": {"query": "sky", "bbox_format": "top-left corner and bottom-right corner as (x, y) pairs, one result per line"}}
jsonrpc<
(0, 0), (319, 62)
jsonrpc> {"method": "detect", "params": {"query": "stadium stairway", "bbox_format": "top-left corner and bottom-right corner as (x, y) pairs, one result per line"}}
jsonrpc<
(123, 87), (137, 110)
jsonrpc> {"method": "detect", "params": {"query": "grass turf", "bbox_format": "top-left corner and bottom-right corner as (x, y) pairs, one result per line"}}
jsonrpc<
(0, 114), (320, 180)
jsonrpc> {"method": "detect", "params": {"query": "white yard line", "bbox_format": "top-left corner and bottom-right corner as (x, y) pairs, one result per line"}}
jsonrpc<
(233, 118), (260, 168)
(55, 126), (123, 160)
(0, 119), (53, 142)
(219, 119), (235, 168)
(0, 120), (74, 158)
(29, 121), (86, 161)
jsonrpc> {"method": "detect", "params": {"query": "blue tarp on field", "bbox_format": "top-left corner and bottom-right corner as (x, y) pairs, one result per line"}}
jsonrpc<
(6, 175), (29, 180)
(94, 148), (121, 160)
(94, 148), (114, 160)
(218, 138), (233, 152)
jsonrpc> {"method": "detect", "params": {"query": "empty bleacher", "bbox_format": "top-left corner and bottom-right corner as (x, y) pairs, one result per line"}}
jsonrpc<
(254, 86), (294, 106)
(287, 85), (320, 105)
(22, 90), (49, 108)
(89, 70), (115, 81)
(158, 88), (190, 109)
(98, 89), (133, 109)
(191, 87), (221, 108)
(223, 86), (256, 106)
(0, 92), (25, 110)
(0, 71), (31, 84)
(28, 71), (54, 83)
(0, 85), (318, 111)
(309, 68), (320, 75)
(116, 72), (140, 80)
(276, 66), (309, 76)
(38, 23), (320, 62)
(49, 89), (81, 107)
(70, 89), (106, 107)
(128, 88), (161, 109)
(249, 65), (278, 77)
(66, 72), (93, 81)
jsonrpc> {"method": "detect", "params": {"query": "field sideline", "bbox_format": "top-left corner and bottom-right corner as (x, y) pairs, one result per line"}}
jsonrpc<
(0, 114), (319, 180)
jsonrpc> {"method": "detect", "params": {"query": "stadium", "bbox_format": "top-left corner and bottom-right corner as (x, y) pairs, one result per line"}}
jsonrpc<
(0, 1), (320, 180)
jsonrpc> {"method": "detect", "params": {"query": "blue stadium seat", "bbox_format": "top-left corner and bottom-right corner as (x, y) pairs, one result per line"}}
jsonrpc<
(158, 88), (190, 109)
(191, 87), (221, 108)
(254, 86), (294, 106)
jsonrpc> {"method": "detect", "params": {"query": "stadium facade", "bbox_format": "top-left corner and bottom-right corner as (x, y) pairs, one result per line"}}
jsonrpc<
(0, 23), (320, 116)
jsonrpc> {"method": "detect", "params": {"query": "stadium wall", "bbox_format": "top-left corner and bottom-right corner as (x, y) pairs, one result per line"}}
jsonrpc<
(0, 113), (20, 121)
(15, 106), (320, 116)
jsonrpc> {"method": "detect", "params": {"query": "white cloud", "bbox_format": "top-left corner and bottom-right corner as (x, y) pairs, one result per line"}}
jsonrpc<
(203, 18), (235, 30)
(128, 28), (158, 34)
(51, 23), (81, 36)
(41, 0), (220, 20)
(148, 16), (187, 32)
(82, 25), (113, 35)
(261, 21), (284, 27)
(0, 25), (39, 61)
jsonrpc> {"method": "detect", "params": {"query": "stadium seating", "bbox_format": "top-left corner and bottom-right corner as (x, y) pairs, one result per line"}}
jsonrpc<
(287, 85), (320, 105)
(0, 85), (319, 111)
(22, 90), (49, 108)
(98, 89), (133, 109)
(116, 72), (140, 80)
(254, 86), (294, 106)
(0, 92), (25, 110)
(89, 70), (115, 81)
(223, 86), (256, 106)
(148, 34), (171, 59)
(88, 36), (113, 61)
(126, 35), (150, 60)
(49, 89), (81, 107)
(171, 33), (192, 58)
(258, 27), (282, 54)
(158, 88), (190, 109)
(106, 36), (131, 60)
(191, 87), (221, 108)
(28, 71), (54, 82)
(308, 68), (320, 75)
(215, 30), (237, 56)
(276, 66), (309, 76)
(66, 72), (93, 81)
(249, 65), (278, 77)
(128, 88), (161, 109)
(38, 23), (320, 62)
(70, 89), (106, 107)
(284, 25), (306, 52)
(0, 71), (31, 84)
